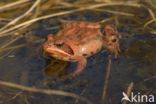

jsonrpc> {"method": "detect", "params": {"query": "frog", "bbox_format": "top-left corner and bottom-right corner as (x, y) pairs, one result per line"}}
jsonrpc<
(43, 20), (120, 75)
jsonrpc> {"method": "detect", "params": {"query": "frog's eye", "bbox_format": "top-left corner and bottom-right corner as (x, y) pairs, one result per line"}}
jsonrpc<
(54, 42), (64, 47)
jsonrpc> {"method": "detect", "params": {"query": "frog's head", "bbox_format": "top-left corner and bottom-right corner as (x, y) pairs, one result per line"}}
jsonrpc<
(43, 34), (74, 61)
(103, 25), (120, 57)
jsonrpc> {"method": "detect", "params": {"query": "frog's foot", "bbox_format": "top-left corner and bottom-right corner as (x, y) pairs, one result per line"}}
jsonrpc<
(73, 56), (87, 76)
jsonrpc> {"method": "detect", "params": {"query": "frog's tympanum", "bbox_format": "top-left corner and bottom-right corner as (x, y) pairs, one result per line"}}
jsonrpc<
(43, 21), (120, 75)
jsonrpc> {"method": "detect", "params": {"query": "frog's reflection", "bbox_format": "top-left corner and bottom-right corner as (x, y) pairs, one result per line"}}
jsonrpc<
(43, 57), (71, 83)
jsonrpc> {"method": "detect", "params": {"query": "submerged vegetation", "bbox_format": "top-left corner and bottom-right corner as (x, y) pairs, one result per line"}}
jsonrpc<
(0, 0), (155, 104)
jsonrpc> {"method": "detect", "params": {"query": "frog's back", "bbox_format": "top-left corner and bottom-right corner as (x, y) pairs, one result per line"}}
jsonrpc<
(54, 21), (104, 57)
(56, 21), (101, 36)
(56, 21), (102, 39)
(61, 20), (100, 29)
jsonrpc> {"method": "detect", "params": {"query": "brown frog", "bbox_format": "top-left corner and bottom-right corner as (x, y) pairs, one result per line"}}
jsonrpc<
(43, 21), (120, 75)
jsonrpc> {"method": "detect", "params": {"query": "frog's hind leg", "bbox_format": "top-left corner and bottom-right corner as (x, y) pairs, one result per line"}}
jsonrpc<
(73, 56), (87, 76)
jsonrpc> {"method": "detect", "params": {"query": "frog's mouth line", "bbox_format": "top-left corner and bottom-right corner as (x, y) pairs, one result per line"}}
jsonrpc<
(45, 43), (74, 57)
(47, 49), (72, 57)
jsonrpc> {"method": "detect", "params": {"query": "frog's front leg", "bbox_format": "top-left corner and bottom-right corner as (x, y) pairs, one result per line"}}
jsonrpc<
(73, 56), (87, 76)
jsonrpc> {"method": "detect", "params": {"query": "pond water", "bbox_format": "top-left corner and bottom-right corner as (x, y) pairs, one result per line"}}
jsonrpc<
(0, 2), (156, 104)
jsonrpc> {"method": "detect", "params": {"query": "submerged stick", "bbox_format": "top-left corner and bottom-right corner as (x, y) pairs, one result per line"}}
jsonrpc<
(101, 55), (112, 103)
(0, 80), (93, 104)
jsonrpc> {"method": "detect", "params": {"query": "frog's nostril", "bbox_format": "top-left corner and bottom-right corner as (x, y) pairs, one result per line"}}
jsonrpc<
(48, 44), (52, 47)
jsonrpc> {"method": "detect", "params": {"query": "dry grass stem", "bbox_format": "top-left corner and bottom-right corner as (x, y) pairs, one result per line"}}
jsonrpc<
(74, 85), (88, 104)
(144, 19), (156, 28)
(0, 49), (15, 59)
(100, 17), (115, 23)
(0, 18), (12, 21)
(0, 0), (41, 32)
(0, 2), (142, 37)
(149, 30), (156, 34)
(0, 0), (31, 12)
(0, 35), (23, 51)
(94, 9), (134, 16)
(101, 55), (112, 104)
(0, 44), (26, 52)
(8, 91), (23, 101)
(143, 8), (156, 34)
(0, 80), (93, 104)
(122, 82), (134, 104)
(0, 39), (44, 53)
(147, 8), (156, 19)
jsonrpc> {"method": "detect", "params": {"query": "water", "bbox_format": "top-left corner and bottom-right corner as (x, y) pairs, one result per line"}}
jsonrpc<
(0, 1), (156, 104)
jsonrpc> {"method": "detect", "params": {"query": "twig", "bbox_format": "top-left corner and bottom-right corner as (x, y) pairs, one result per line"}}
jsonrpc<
(8, 91), (23, 101)
(0, 39), (44, 53)
(143, 76), (156, 82)
(95, 0), (112, 3)
(0, 1), (41, 53)
(0, 80), (93, 104)
(101, 55), (112, 104)
(144, 8), (156, 28)
(122, 82), (134, 104)
(147, 8), (155, 19)
(11, 0), (41, 37)
(143, 8), (156, 34)
(0, 2), (142, 37)
(0, 18), (12, 21)
(45, 26), (59, 30)
(0, 35), (23, 51)
(94, 9), (134, 16)
(0, 0), (30, 12)
(0, 0), (41, 32)
(100, 17), (115, 23)
(23, 95), (29, 104)
(144, 19), (156, 29)
(144, 20), (156, 34)
(74, 84), (88, 104)
(60, 1), (141, 8)
(0, 49), (14, 59)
